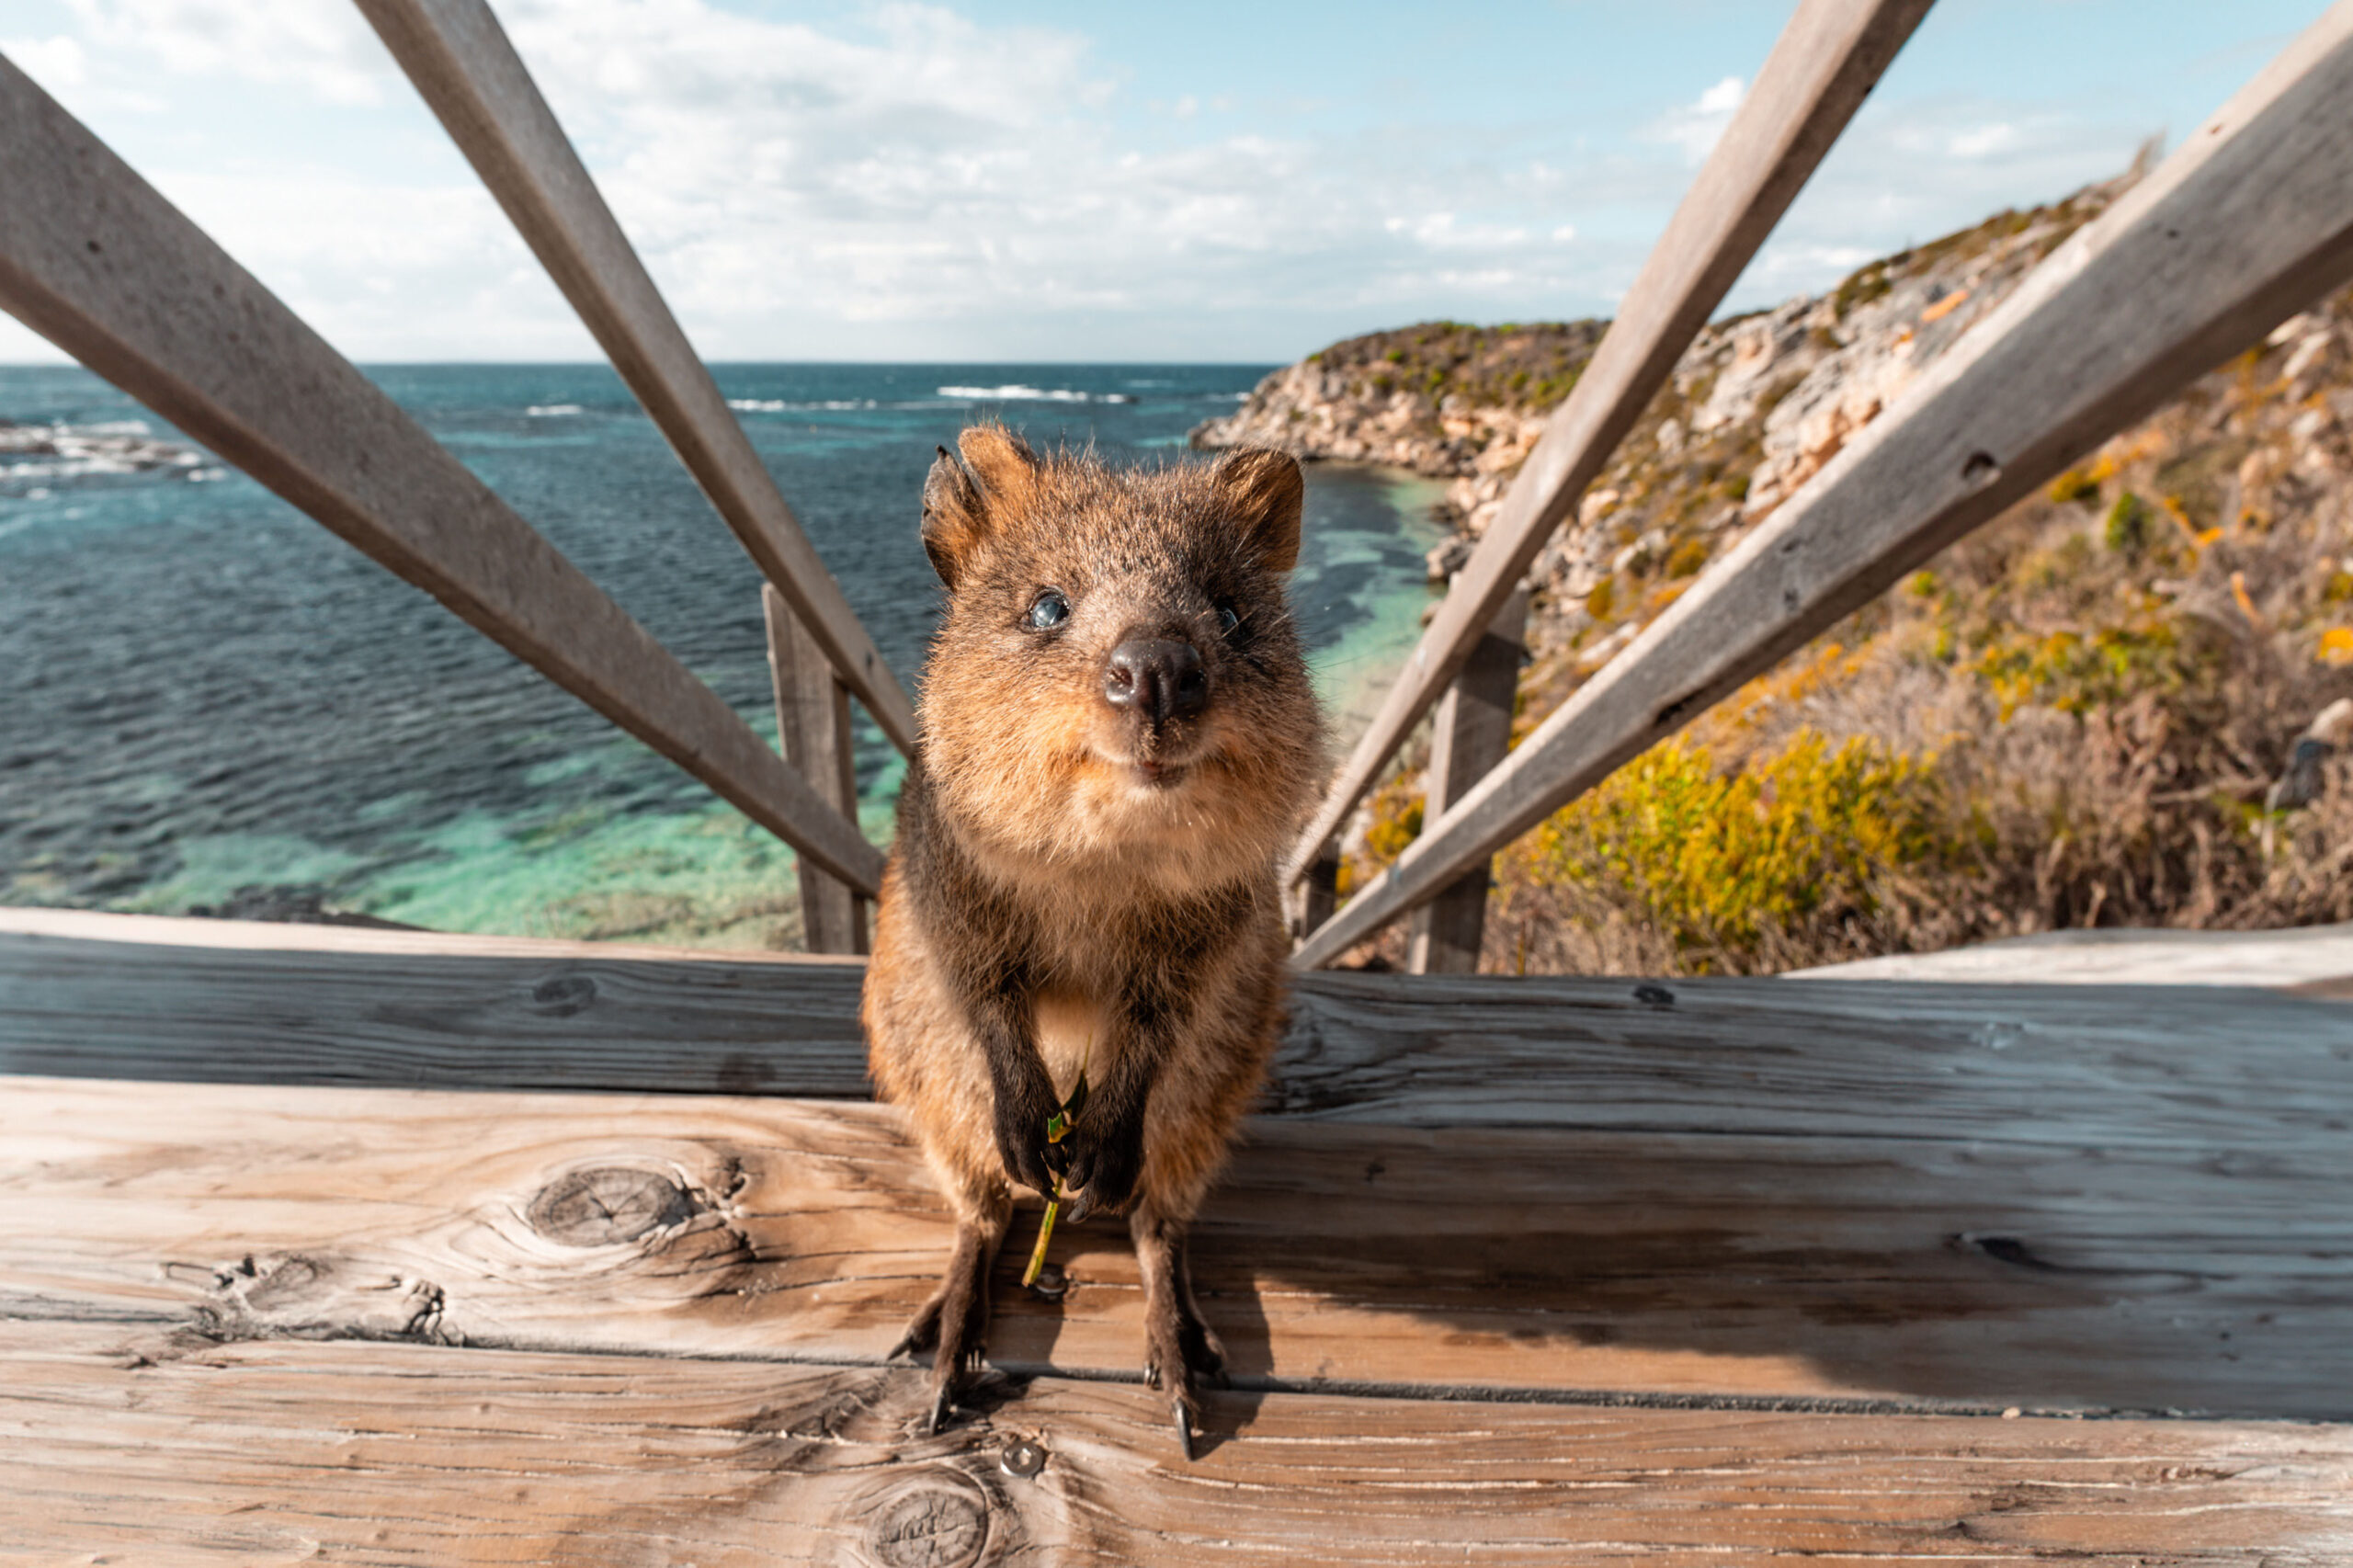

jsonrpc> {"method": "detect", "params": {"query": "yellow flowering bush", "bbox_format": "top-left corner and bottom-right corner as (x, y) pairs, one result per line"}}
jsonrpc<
(1521, 729), (1953, 967)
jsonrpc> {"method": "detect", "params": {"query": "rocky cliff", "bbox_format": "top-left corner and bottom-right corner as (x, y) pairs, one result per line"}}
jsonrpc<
(1200, 168), (2353, 974)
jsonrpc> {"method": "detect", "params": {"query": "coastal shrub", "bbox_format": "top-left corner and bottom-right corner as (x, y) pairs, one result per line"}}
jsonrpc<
(1361, 779), (1425, 869)
(1970, 621), (2188, 720)
(1585, 575), (1616, 621)
(2049, 465), (2102, 506)
(1518, 730), (1952, 970)
(2103, 491), (2150, 554)
(1665, 538), (1711, 579)
(1834, 261), (1892, 320)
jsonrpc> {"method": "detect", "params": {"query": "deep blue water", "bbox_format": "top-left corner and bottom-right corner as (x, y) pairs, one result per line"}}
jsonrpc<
(0, 363), (1445, 948)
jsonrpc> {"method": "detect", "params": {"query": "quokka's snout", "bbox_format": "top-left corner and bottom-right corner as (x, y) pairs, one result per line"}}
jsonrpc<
(1102, 635), (1207, 726)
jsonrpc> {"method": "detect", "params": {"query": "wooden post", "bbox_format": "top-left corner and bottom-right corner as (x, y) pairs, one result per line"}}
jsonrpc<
(1281, 0), (1937, 890)
(764, 586), (870, 955)
(1292, 2), (2353, 969)
(1297, 848), (1341, 942)
(1406, 591), (1526, 974)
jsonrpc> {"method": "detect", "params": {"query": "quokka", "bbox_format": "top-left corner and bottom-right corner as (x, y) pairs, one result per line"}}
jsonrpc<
(862, 425), (1324, 1458)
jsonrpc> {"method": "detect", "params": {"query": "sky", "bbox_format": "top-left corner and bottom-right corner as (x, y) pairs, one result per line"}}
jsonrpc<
(0, 0), (2328, 364)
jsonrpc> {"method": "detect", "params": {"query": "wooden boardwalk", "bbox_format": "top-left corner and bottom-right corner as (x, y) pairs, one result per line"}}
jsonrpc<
(5, 910), (2352, 1562)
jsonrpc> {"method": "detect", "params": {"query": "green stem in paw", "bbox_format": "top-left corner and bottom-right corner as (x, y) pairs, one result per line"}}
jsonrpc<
(1022, 1058), (1089, 1289)
(1022, 1177), (1062, 1288)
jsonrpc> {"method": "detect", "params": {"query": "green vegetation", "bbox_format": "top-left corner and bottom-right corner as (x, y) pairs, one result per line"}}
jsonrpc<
(1298, 318), (1608, 415)
(1334, 189), (2353, 976)
(1519, 731), (1953, 970)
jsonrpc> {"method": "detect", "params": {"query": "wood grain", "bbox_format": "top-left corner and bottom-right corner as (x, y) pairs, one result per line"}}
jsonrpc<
(0, 57), (886, 894)
(1788, 921), (2353, 987)
(1296, 6), (2353, 965)
(1404, 590), (1525, 973)
(5, 1073), (2349, 1419)
(1285, 0), (1937, 887)
(11, 912), (2353, 1159)
(5, 1324), (2348, 1565)
(767, 584), (872, 954)
(353, 0), (920, 755)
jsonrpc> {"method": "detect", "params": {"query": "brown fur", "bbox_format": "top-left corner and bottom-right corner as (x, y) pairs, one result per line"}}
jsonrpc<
(862, 426), (1323, 1453)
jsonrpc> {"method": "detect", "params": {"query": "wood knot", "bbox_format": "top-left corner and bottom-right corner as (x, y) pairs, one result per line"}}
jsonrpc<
(865, 1473), (991, 1568)
(526, 1166), (695, 1246)
(530, 973), (598, 1017)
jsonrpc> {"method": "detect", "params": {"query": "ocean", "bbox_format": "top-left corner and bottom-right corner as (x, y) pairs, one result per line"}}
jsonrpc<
(0, 362), (1447, 949)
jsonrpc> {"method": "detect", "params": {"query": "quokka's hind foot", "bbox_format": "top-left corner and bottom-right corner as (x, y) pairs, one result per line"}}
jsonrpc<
(1133, 1208), (1224, 1460)
(890, 1221), (996, 1436)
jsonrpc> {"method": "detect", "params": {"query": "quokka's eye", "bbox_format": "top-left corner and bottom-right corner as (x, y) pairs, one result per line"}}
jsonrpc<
(1028, 589), (1071, 630)
(1215, 603), (1241, 635)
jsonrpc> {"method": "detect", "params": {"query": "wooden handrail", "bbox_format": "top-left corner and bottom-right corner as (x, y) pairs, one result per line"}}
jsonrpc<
(1293, 1), (2353, 967)
(0, 54), (887, 895)
(1283, 0), (1936, 889)
(354, 0), (921, 757)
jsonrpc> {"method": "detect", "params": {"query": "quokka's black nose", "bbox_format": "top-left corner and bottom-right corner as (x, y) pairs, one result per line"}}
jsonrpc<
(1103, 639), (1209, 723)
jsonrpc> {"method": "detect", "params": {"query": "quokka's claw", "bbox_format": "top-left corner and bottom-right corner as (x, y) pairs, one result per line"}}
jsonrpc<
(1171, 1398), (1197, 1461)
(925, 1380), (956, 1437)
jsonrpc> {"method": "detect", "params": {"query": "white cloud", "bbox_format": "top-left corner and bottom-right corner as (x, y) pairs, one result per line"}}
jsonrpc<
(62, 0), (393, 105)
(4, 32), (85, 86)
(0, 1), (2180, 364)
(1695, 75), (1745, 117)
(1949, 121), (2023, 159)
(1647, 74), (1746, 165)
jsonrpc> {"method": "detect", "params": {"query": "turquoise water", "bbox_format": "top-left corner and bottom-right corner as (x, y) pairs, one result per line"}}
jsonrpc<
(0, 363), (1444, 949)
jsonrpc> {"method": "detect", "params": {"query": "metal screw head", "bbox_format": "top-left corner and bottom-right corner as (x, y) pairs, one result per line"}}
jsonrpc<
(999, 1437), (1046, 1479)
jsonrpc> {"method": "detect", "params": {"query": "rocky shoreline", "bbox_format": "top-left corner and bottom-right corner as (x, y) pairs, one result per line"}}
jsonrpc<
(1193, 175), (2131, 630)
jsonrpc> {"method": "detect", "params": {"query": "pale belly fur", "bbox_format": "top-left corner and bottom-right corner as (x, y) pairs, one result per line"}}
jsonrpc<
(1032, 986), (1110, 1101)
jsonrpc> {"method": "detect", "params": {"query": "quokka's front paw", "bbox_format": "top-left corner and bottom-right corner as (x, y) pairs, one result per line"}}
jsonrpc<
(1060, 1119), (1142, 1222)
(990, 1076), (1063, 1197)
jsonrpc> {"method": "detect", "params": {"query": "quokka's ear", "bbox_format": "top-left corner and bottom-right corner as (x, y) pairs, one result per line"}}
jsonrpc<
(1211, 448), (1304, 574)
(958, 423), (1040, 508)
(921, 424), (1040, 588)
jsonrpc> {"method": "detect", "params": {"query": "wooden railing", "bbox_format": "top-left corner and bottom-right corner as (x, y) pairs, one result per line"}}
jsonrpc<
(1293, 0), (2353, 969)
(0, 8), (898, 941)
(9, 0), (2353, 970)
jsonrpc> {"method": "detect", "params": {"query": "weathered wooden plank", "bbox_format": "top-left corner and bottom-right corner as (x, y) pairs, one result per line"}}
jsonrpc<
(4, 1325), (2348, 1566)
(0, 57), (885, 894)
(1284, 0), (1937, 888)
(4, 1074), (2348, 1418)
(1404, 590), (1526, 972)
(1788, 922), (2353, 988)
(1295, 6), (2353, 966)
(354, 0), (919, 755)
(8, 912), (2353, 1158)
(766, 585), (870, 955)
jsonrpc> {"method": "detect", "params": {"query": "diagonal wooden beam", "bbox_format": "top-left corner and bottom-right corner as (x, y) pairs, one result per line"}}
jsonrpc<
(353, 0), (920, 757)
(1283, 0), (1937, 890)
(1294, 0), (2353, 968)
(0, 53), (885, 895)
